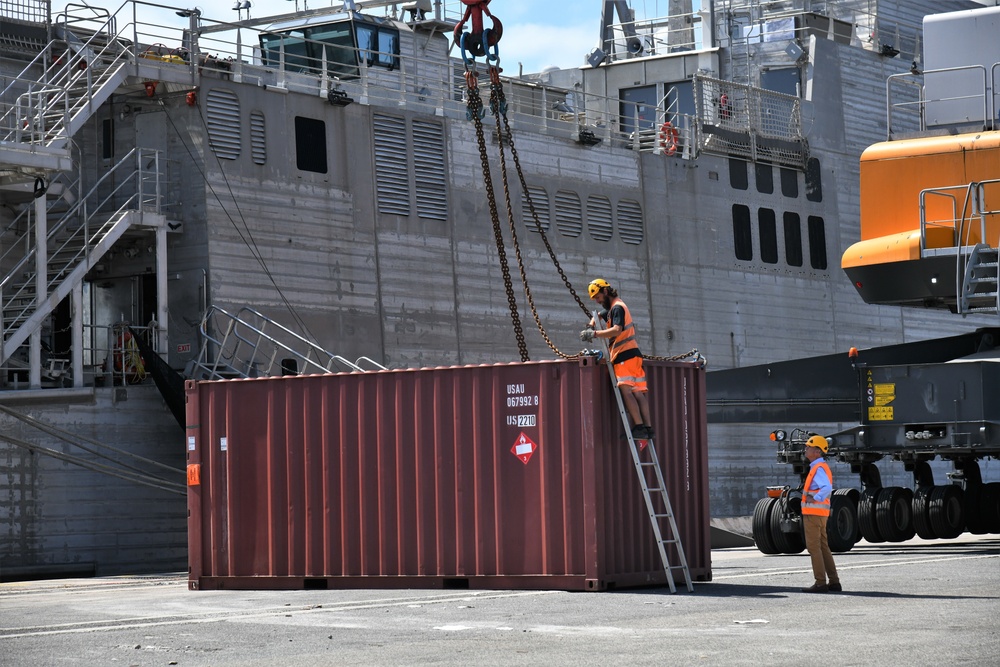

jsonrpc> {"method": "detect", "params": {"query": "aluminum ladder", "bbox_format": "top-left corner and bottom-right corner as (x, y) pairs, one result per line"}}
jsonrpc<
(594, 329), (693, 593)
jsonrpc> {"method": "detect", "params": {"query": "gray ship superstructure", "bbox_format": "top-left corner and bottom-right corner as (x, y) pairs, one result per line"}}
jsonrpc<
(0, 0), (993, 576)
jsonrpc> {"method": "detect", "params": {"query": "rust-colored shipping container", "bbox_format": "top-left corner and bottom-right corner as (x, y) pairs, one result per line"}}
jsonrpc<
(185, 357), (710, 591)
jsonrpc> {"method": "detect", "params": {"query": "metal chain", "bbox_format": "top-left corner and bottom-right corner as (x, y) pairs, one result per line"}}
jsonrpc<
(495, 86), (591, 320)
(465, 66), (529, 362)
(488, 68), (579, 360)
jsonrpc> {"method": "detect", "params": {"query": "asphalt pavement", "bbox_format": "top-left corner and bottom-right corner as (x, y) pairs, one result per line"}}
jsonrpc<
(2, 533), (997, 666)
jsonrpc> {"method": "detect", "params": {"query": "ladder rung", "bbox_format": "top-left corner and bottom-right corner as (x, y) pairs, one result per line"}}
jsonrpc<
(653, 513), (673, 519)
(659, 539), (678, 545)
(639, 461), (657, 467)
(645, 487), (663, 493)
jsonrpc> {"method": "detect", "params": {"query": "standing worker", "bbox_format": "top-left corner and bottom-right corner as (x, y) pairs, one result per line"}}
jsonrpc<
(579, 278), (653, 440)
(801, 435), (842, 593)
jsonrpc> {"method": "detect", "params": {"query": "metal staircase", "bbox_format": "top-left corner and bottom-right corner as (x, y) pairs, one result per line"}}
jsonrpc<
(1, 148), (166, 365)
(190, 306), (388, 381)
(961, 245), (1000, 315)
(0, 12), (131, 161)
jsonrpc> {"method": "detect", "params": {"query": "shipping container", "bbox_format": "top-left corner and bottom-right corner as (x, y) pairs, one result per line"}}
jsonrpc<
(185, 357), (710, 591)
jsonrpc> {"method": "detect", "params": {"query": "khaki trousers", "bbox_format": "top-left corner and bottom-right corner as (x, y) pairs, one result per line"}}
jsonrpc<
(803, 514), (839, 586)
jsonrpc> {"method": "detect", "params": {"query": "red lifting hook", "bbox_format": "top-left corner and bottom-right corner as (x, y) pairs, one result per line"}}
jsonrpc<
(454, 0), (503, 58)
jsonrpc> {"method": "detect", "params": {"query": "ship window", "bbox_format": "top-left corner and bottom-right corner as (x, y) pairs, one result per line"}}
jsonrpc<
(620, 85), (657, 136)
(733, 204), (753, 261)
(755, 161), (773, 194)
(523, 186), (550, 232)
(759, 208), (778, 264)
(617, 200), (644, 245)
(260, 29), (311, 73)
(784, 212), (803, 267)
(356, 23), (399, 69)
(294, 116), (327, 173)
(555, 191), (583, 238)
(761, 68), (800, 97)
(102, 118), (114, 159)
(808, 215), (827, 269)
(729, 158), (748, 190)
(309, 22), (359, 78)
(206, 89), (241, 161)
(250, 111), (266, 165)
(373, 113), (409, 215)
(805, 157), (823, 202)
(412, 119), (447, 221)
(780, 167), (798, 198)
(587, 195), (614, 242)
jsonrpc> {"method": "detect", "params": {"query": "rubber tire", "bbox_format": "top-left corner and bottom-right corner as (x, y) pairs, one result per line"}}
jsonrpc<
(929, 484), (965, 539)
(982, 482), (1000, 534)
(753, 497), (781, 555)
(912, 486), (936, 540)
(857, 489), (884, 543)
(833, 488), (861, 544)
(770, 498), (805, 555)
(964, 485), (988, 535)
(828, 495), (859, 553)
(876, 487), (915, 542)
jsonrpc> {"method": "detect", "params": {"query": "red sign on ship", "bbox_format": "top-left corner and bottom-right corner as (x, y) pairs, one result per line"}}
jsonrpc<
(511, 432), (537, 465)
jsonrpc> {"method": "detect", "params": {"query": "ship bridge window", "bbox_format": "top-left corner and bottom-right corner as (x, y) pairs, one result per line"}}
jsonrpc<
(260, 19), (397, 76)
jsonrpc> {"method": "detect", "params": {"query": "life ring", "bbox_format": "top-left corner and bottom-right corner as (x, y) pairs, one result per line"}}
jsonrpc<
(658, 121), (679, 156)
(113, 329), (147, 384)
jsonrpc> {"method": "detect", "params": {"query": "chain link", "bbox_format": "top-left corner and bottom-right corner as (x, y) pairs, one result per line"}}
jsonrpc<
(465, 66), (529, 362)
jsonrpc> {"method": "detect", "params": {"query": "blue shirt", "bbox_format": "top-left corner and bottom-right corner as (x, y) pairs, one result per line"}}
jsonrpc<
(808, 457), (832, 502)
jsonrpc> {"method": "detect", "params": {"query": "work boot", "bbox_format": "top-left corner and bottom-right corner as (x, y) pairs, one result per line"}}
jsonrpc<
(642, 425), (655, 439)
(828, 582), (843, 592)
(630, 424), (647, 440)
(801, 583), (829, 593)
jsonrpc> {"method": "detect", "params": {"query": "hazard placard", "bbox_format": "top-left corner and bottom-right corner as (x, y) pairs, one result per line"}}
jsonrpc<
(510, 432), (538, 465)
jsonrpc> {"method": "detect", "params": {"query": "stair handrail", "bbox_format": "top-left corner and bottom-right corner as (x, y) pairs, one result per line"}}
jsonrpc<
(0, 148), (159, 317)
(194, 305), (372, 380)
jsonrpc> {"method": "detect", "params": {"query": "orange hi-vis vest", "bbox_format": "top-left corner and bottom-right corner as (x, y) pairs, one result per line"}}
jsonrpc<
(606, 297), (639, 363)
(802, 461), (832, 517)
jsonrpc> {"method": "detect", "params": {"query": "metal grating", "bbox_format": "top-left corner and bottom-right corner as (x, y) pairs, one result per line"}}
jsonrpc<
(249, 110), (266, 165)
(522, 186), (550, 233)
(373, 113), (410, 216)
(554, 190), (582, 238)
(587, 195), (613, 242)
(617, 199), (644, 245)
(205, 89), (241, 161)
(412, 119), (447, 221)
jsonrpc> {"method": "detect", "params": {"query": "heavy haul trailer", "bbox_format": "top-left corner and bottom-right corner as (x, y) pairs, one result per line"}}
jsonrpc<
(734, 5), (1000, 555)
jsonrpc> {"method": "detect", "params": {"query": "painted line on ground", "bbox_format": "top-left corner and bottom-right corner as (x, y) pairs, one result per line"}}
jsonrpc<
(712, 552), (999, 580)
(0, 590), (560, 639)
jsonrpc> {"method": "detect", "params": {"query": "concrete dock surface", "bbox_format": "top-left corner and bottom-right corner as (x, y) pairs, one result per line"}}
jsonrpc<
(2, 534), (997, 666)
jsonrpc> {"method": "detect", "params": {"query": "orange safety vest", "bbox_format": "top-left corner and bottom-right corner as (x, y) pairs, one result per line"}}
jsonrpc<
(802, 460), (832, 517)
(603, 297), (640, 363)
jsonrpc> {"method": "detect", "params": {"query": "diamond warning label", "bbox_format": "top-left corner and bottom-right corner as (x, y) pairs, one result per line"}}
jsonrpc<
(510, 432), (538, 465)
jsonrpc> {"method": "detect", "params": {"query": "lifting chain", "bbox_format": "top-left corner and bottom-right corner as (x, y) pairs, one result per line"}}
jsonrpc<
(465, 65), (529, 362)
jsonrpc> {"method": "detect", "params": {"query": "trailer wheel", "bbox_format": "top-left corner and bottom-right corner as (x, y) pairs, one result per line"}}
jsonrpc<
(912, 486), (936, 540)
(752, 497), (781, 555)
(833, 488), (861, 543)
(770, 498), (805, 554)
(929, 485), (965, 539)
(982, 483), (1000, 534)
(857, 489), (884, 543)
(876, 487), (915, 542)
(828, 495), (858, 552)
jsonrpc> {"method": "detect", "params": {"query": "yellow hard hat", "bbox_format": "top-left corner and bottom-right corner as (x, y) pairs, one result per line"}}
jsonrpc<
(588, 278), (611, 298)
(806, 435), (829, 453)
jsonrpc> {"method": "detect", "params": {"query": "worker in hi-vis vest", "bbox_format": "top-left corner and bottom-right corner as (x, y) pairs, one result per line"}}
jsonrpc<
(580, 278), (653, 441)
(801, 435), (842, 593)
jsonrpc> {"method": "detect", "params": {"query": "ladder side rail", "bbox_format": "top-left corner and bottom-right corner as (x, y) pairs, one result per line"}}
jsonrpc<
(593, 315), (678, 593)
(642, 429), (694, 592)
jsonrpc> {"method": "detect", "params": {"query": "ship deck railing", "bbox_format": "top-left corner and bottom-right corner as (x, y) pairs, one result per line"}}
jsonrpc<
(887, 63), (1000, 141)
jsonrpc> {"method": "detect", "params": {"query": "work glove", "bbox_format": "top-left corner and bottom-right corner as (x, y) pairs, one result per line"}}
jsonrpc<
(579, 328), (595, 342)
